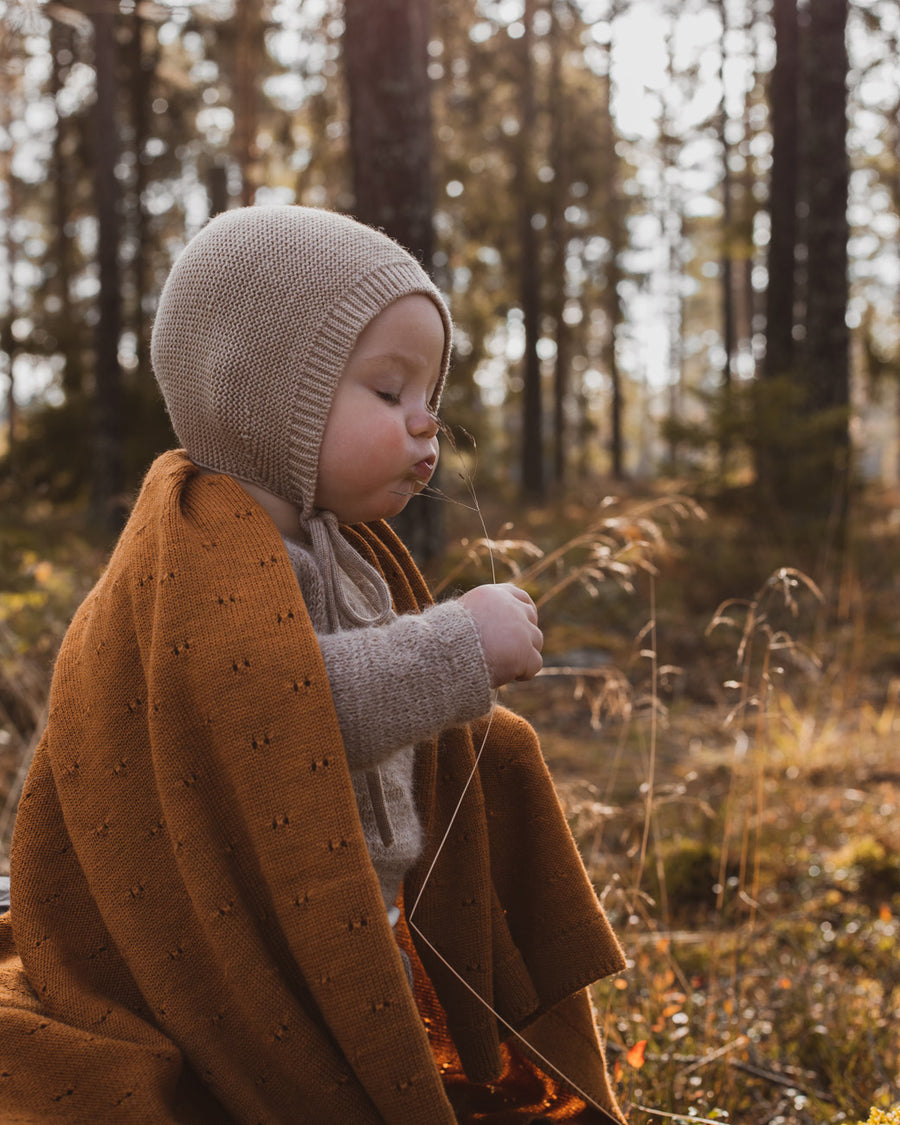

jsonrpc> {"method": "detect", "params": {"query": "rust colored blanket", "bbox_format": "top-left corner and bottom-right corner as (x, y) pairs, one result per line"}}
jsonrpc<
(0, 451), (625, 1124)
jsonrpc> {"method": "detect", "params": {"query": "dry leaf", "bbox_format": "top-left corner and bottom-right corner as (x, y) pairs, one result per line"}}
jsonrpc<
(626, 1039), (647, 1069)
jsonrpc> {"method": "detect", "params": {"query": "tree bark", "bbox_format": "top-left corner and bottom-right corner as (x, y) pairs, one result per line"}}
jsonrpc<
(661, 18), (684, 472)
(803, 0), (849, 415)
(50, 18), (83, 401)
(127, 10), (152, 384)
(517, 0), (544, 500)
(1, 193), (17, 459)
(548, 2), (567, 488)
(597, 12), (626, 481)
(715, 0), (735, 392)
(890, 32), (900, 483)
(756, 0), (800, 507)
(0, 23), (18, 457)
(89, 1), (125, 530)
(234, 0), (262, 207)
(763, 0), (799, 383)
(803, 0), (849, 517)
(344, 0), (434, 262)
(739, 0), (763, 367)
(343, 0), (443, 562)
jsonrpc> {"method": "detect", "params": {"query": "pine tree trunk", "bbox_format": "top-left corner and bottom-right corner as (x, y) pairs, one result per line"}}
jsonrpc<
(803, 0), (850, 518)
(518, 0), (544, 500)
(1, 200), (16, 458)
(597, 31), (626, 482)
(891, 36), (900, 484)
(50, 19), (83, 401)
(716, 0), (735, 391)
(0, 30), (17, 457)
(661, 17), (684, 473)
(89, 2), (124, 530)
(548, 3), (567, 489)
(234, 0), (262, 207)
(764, 0), (799, 383)
(128, 11), (151, 385)
(344, 0), (433, 261)
(208, 163), (229, 219)
(343, 0), (442, 562)
(757, 0), (800, 507)
(740, 0), (763, 370)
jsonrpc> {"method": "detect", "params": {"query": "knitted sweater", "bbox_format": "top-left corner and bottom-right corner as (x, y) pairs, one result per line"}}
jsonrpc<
(284, 535), (492, 915)
(0, 452), (626, 1124)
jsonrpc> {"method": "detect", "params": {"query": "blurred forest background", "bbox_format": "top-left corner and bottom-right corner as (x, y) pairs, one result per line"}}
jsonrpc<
(2, 1), (900, 1123)
(2, 0), (898, 526)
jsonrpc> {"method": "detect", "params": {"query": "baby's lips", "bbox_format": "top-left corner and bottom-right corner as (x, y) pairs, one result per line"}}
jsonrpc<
(411, 458), (435, 482)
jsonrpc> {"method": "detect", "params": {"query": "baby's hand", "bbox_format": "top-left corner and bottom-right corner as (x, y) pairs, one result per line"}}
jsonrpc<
(459, 583), (543, 688)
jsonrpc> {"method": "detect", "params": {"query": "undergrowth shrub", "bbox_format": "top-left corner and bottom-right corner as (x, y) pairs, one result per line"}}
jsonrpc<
(830, 835), (900, 904)
(855, 1109), (900, 1125)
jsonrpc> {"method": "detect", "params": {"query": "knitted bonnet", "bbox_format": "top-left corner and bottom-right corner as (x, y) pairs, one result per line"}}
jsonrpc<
(151, 205), (452, 627)
(151, 205), (452, 520)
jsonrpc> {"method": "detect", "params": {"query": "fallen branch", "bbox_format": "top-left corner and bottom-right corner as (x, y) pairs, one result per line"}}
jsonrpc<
(728, 1057), (836, 1104)
(676, 1034), (749, 1079)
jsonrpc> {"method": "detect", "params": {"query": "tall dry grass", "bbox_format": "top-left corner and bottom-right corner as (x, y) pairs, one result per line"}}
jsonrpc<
(470, 492), (900, 1125)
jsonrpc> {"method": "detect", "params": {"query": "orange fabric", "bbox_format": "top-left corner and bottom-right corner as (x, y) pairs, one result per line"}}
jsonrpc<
(0, 452), (625, 1123)
(394, 903), (613, 1123)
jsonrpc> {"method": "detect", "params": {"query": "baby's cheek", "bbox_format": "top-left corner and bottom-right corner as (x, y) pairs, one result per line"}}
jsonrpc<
(379, 426), (409, 460)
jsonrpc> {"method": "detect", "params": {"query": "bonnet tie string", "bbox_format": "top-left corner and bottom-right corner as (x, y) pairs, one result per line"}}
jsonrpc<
(306, 509), (396, 847)
(307, 510), (393, 629)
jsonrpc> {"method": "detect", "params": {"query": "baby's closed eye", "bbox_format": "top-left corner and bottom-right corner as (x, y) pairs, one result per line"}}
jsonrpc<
(375, 390), (401, 404)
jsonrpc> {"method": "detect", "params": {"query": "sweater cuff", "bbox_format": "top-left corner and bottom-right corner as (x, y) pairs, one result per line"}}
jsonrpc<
(316, 598), (494, 769)
(426, 600), (494, 728)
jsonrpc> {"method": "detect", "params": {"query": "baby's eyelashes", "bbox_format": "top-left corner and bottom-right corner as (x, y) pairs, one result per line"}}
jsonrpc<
(375, 390), (401, 404)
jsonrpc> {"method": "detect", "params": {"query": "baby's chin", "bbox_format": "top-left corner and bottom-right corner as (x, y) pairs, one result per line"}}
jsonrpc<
(381, 487), (419, 520)
(338, 487), (418, 525)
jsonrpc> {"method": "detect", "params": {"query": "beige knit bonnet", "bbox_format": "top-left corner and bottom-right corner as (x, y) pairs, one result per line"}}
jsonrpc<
(151, 205), (452, 628)
(151, 205), (452, 520)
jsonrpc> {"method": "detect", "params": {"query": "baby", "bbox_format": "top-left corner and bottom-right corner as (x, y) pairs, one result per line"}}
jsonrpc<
(0, 206), (626, 1124)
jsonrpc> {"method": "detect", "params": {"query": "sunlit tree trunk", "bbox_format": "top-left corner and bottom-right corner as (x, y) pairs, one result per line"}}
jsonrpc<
(661, 18), (684, 472)
(517, 0), (544, 500)
(49, 18), (83, 401)
(803, 0), (849, 518)
(0, 23), (18, 457)
(89, 1), (124, 529)
(756, 0), (800, 506)
(665, 225), (685, 472)
(739, 0), (764, 368)
(758, 0), (849, 526)
(233, 0), (262, 207)
(128, 10), (152, 383)
(548, 2), (568, 488)
(344, 0), (433, 263)
(1, 186), (17, 459)
(208, 162), (229, 219)
(890, 32), (900, 483)
(596, 6), (626, 481)
(715, 0), (735, 394)
(763, 0), (799, 385)
(343, 0), (441, 560)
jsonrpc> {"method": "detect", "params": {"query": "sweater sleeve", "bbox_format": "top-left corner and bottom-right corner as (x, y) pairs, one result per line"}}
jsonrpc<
(283, 533), (493, 768)
(317, 600), (493, 768)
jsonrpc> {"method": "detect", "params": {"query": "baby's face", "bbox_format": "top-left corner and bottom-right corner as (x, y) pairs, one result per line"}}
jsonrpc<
(315, 295), (444, 525)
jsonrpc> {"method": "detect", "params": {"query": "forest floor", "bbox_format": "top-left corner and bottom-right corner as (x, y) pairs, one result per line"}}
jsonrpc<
(2, 475), (900, 1125)
(433, 476), (900, 1125)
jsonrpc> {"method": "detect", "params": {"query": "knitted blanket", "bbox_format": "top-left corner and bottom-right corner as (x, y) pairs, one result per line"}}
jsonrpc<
(0, 451), (625, 1124)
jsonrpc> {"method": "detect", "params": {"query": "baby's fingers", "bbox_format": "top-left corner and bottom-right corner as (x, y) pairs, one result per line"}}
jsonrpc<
(515, 641), (543, 681)
(504, 583), (539, 623)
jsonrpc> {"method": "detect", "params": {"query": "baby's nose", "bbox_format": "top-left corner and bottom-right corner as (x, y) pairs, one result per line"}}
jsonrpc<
(410, 407), (439, 438)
